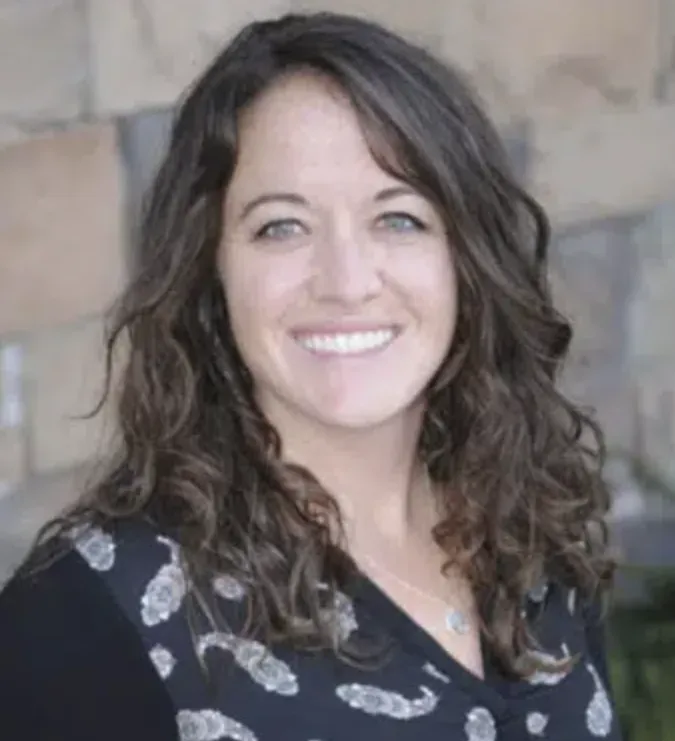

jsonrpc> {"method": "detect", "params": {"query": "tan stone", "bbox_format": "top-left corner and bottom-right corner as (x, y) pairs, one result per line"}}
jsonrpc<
(292, 0), (478, 69)
(0, 124), (126, 334)
(0, 0), (87, 123)
(477, 0), (661, 121)
(25, 318), (113, 473)
(530, 104), (675, 225)
(0, 428), (26, 494)
(90, 0), (293, 114)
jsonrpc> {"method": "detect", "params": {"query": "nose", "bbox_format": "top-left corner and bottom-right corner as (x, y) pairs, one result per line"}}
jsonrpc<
(310, 226), (383, 306)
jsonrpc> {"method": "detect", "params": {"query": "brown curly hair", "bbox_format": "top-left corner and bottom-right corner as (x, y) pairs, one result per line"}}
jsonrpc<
(30, 11), (614, 677)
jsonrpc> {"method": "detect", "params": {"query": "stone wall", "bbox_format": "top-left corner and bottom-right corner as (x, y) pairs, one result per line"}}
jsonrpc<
(2, 0), (675, 580)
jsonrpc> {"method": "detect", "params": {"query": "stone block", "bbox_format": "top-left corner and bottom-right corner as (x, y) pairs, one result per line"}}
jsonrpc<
(90, 0), (293, 114)
(549, 215), (640, 452)
(629, 201), (675, 364)
(628, 201), (675, 485)
(477, 0), (660, 121)
(25, 318), (112, 473)
(634, 367), (675, 487)
(0, 429), (26, 496)
(0, 0), (88, 124)
(0, 343), (24, 429)
(0, 464), (89, 585)
(656, 0), (675, 102)
(530, 104), (675, 226)
(118, 107), (174, 240)
(0, 124), (126, 334)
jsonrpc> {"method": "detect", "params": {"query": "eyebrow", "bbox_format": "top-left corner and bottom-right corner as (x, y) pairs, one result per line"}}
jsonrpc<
(238, 185), (420, 221)
(238, 192), (309, 221)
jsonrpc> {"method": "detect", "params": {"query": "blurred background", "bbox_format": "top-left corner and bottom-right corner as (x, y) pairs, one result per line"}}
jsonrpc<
(1, 1), (674, 737)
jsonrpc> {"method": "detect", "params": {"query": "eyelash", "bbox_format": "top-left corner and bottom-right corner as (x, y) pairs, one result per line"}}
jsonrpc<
(378, 212), (427, 232)
(252, 212), (428, 241)
(253, 219), (304, 241)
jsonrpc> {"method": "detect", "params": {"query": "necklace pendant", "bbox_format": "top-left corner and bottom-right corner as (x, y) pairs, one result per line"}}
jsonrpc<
(445, 609), (470, 635)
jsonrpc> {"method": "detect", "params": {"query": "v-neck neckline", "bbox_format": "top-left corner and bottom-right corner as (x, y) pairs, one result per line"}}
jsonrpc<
(351, 571), (514, 716)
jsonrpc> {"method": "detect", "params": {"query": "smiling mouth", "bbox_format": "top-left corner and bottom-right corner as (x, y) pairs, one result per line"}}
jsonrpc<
(293, 328), (399, 356)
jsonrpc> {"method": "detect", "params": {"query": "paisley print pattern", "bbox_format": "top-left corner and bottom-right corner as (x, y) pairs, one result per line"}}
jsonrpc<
(526, 648), (570, 686)
(177, 709), (257, 741)
(141, 536), (187, 627)
(149, 644), (176, 679)
(422, 662), (450, 684)
(586, 663), (613, 737)
(527, 580), (549, 604)
(465, 706), (497, 741)
(213, 574), (246, 602)
(568, 588), (577, 616)
(197, 632), (299, 696)
(335, 684), (438, 719)
(527, 711), (549, 736)
(332, 588), (359, 642)
(70, 525), (116, 571)
(69, 522), (622, 741)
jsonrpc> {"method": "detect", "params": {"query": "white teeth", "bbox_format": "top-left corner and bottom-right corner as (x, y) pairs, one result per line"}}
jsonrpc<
(297, 329), (396, 355)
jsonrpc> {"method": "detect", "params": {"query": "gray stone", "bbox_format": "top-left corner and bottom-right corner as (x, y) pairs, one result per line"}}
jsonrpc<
(549, 214), (642, 451)
(628, 200), (675, 486)
(500, 119), (531, 184)
(655, 0), (675, 102)
(118, 107), (174, 250)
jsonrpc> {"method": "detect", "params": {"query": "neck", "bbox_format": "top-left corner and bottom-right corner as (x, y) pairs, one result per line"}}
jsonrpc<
(265, 402), (429, 545)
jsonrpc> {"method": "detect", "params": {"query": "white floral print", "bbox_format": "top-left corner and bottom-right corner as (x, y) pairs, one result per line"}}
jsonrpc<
(526, 648), (570, 686)
(422, 662), (451, 684)
(177, 709), (257, 741)
(465, 706), (497, 741)
(336, 684), (438, 719)
(149, 644), (176, 680)
(332, 589), (358, 641)
(141, 536), (187, 627)
(527, 711), (549, 736)
(586, 663), (613, 737)
(568, 588), (577, 616)
(70, 525), (116, 571)
(527, 580), (549, 604)
(213, 574), (246, 601)
(198, 632), (299, 696)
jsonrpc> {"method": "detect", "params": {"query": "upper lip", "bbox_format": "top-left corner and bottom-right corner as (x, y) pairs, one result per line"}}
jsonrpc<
(290, 322), (401, 336)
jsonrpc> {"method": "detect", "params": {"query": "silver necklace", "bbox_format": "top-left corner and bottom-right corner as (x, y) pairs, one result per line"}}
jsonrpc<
(359, 550), (472, 636)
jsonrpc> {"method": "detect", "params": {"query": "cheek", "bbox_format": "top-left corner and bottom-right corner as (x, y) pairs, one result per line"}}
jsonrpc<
(219, 250), (307, 337)
(396, 248), (458, 326)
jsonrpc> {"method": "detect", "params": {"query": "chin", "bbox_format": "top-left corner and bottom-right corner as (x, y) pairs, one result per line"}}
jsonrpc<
(303, 392), (424, 432)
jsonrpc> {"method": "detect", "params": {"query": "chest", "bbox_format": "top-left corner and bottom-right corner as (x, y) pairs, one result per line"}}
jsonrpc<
(356, 539), (485, 679)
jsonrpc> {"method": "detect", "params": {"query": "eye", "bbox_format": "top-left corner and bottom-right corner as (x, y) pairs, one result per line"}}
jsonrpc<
(378, 212), (426, 233)
(254, 219), (306, 241)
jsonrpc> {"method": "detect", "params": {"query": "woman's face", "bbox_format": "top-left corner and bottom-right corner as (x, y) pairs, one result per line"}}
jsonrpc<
(219, 72), (457, 433)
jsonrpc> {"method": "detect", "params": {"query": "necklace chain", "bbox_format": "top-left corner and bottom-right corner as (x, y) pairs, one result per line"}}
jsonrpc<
(350, 470), (472, 636)
(358, 550), (472, 636)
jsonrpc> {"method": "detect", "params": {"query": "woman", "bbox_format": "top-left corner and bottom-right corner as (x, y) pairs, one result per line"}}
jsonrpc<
(0, 11), (619, 741)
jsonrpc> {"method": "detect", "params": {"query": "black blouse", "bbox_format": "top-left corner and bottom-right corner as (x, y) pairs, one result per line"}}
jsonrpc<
(0, 518), (622, 740)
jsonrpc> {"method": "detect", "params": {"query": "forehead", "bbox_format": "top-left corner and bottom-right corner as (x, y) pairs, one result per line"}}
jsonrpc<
(228, 72), (398, 197)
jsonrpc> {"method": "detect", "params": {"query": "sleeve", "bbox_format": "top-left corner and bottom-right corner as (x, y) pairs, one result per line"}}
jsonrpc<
(0, 551), (179, 741)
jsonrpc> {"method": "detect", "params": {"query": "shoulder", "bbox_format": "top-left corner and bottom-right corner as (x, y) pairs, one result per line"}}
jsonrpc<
(0, 527), (179, 741)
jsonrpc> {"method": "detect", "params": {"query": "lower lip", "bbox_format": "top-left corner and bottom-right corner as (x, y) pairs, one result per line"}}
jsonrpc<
(292, 330), (400, 357)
